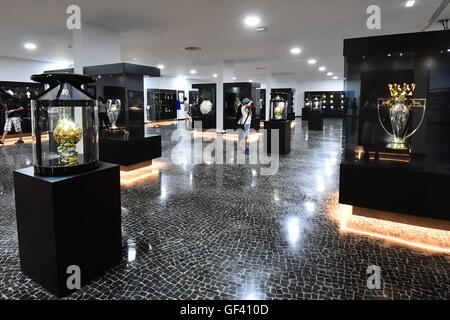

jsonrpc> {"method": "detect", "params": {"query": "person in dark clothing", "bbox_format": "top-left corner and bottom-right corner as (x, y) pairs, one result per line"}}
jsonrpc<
(97, 96), (110, 130)
(0, 100), (24, 145)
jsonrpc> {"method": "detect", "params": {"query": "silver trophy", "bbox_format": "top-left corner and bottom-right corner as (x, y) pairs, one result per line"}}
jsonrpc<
(377, 83), (426, 150)
(107, 99), (121, 130)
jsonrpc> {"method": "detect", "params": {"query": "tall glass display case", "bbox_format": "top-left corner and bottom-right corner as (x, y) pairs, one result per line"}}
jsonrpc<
(30, 73), (99, 176)
(193, 83), (216, 129)
(270, 95), (288, 120)
(271, 88), (295, 120)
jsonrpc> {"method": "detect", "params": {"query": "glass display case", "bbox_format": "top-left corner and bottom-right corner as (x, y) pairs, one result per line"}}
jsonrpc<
(271, 88), (295, 120)
(270, 95), (288, 120)
(192, 83), (216, 129)
(310, 96), (323, 112)
(31, 73), (99, 176)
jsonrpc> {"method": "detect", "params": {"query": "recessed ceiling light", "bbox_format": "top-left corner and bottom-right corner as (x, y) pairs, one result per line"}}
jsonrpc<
(447, 48), (450, 52)
(307, 59), (317, 65)
(213, 74), (218, 78)
(405, 0), (415, 8)
(24, 43), (37, 50)
(157, 64), (165, 69)
(333, 76), (338, 80)
(318, 66), (326, 72)
(290, 47), (302, 55)
(327, 72), (334, 76)
(244, 15), (261, 27)
(190, 70), (197, 74)
(233, 77), (237, 81)
(249, 80), (253, 83)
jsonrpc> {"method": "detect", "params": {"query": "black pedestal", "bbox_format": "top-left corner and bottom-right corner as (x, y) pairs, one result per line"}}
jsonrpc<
(263, 120), (291, 154)
(308, 112), (324, 131)
(339, 156), (450, 222)
(99, 133), (162, 166)
(13, 163), (122, 297)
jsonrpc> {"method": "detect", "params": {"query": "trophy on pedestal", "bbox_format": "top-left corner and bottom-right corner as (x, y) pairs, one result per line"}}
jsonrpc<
(377, 83), (426, 151)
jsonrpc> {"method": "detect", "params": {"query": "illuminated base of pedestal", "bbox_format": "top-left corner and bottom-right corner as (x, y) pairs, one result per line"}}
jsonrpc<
(120, 161), (161, 186)
(337, 205), (450, 253)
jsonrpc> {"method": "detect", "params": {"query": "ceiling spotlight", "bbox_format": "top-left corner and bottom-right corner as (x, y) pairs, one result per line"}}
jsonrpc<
(249, 79), (253, 82)
(244, 16), (261, 27)
(333, 76), (338, 80)
(327, 72), (334, 76)
(447, 48), (450, 52)
(24, 43), (37, 50)
(318, 66), (326, 72)
(213, 74), (218, 78)
(233, 77), (237, 81)
(405, 0), (415, 7)
(307, 59), (317, 65)
(290, 47), (302, 55)
(190, 70), (197, 74)
(157, 64), (165, 69)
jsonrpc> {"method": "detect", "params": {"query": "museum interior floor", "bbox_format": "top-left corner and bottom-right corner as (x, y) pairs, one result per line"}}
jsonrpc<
(0, 119), (448, 300)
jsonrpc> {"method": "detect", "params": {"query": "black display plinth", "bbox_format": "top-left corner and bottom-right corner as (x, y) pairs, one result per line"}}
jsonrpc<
(13, 162), (122, 297)
(339, 156), (450, 222)
(263, 120), (291, 154)
(308, 112), (324, 131)
(99, 133), (161, 166)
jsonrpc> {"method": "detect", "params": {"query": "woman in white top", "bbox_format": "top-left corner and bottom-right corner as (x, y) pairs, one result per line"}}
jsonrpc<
(183, 97), (190, 128)
(238, 98), (253, 154)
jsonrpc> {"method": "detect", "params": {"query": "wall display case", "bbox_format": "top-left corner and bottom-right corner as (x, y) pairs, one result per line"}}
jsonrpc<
(271, 88), (295, 120)
(304, 91), (349, 118)
(223, 82), (261, 130)
(0, 81), (45, 135)
(340, 30), (450, 223)
(258, 88), (266, 121)
(192, 83), (216, 130)
(147, 89), (178, 121)
(30, 73), (99, 176)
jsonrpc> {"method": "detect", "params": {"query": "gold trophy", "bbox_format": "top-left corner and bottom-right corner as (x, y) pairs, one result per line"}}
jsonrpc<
(54, 119), (83, 165)
(377, 83), (426, 151)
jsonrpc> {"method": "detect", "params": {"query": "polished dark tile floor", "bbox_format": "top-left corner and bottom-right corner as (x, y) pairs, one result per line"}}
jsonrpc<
(0, 119), (449, 300)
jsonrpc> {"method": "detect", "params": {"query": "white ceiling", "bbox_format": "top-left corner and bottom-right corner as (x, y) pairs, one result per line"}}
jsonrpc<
(0, 0), (448, 82)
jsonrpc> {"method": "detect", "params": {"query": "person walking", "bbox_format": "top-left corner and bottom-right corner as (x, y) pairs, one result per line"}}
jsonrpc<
(0, 99), (24, 145)
(237, 98), (253, 154)
(183, 97), (191, 128)
(97, 96), (110, 130)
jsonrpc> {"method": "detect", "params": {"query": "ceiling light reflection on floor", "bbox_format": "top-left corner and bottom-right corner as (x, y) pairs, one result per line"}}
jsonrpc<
(286, 216), (302, 247)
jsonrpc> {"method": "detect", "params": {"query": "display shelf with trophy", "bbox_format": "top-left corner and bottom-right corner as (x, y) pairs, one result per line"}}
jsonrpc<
(192, 83), (216, 130)
(147, 89), (178, 121)
(339, 30), (450, 225)
(304, 91), (350, 119)
(223, 82), (261, 130)
(83, 63), (163, 167)
(13, 73), (122, 297)
(271, 88), (295, 120)
(308, 96), (324, 131)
